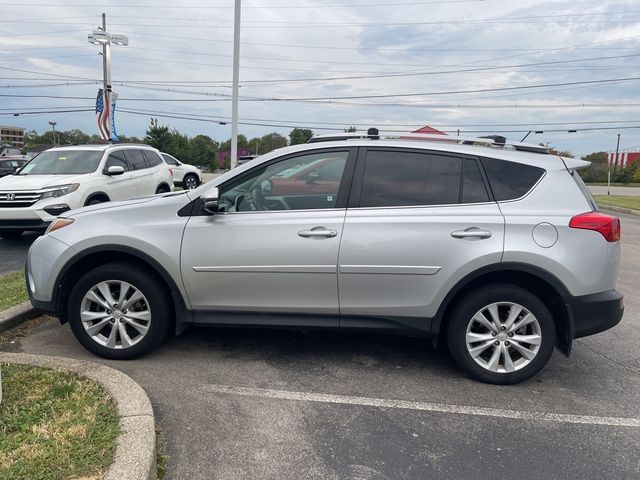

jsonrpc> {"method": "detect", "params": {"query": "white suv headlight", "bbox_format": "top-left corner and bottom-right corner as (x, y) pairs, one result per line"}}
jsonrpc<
(40, 183), (80, 200)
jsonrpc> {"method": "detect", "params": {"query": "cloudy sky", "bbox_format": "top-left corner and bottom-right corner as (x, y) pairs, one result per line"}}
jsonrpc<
(1, 0), (639, 156)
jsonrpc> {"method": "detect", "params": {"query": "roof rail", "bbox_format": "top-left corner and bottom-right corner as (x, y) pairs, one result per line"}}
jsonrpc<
(307, 129), (550, 154)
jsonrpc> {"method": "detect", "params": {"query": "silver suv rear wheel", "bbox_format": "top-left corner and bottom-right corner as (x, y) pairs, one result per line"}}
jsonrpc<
(447, 284), (555, 384)
(465, 302), (542, 373)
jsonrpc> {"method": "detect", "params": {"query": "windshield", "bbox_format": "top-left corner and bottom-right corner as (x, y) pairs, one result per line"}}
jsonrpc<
(19, 150), (103, 175)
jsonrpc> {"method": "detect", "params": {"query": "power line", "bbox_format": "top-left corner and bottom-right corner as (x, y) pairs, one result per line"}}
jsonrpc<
(0, 0), (488, 8)
(2, 93), (640, 110)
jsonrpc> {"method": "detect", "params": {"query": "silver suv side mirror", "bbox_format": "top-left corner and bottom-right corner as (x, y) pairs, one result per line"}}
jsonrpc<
(106, 165), (125, 176)
(202, 187), (219, 214)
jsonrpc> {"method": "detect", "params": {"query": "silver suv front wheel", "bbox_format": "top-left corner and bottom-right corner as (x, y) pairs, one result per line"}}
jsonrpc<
(80, 280), (152, 349)
(68, 262), (171, 359)
(447, 285), (555, 384)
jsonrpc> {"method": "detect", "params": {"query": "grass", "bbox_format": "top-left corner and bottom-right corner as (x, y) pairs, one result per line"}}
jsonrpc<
(156, 429), (168, 479)
(0, 272), (28, 311)
(0, 364), (120, 480)
(594, 195), (640, 212)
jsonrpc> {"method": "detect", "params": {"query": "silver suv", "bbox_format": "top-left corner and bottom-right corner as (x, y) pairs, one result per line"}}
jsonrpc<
(26, 133), (624, 384)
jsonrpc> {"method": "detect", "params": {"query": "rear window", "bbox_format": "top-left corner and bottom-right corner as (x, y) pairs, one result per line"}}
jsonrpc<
(481, 157), (545, 201)
(571, 169), (598, 211)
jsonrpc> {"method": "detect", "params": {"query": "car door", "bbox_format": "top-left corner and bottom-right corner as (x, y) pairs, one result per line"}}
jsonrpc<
(338, 148), (504, 330)
(102, 150), (136, 200)
(180, 148), (356, 324)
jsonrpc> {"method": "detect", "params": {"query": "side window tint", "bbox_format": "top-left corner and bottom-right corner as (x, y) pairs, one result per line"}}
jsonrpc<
(482, 157), (545, 201)
(361, 150), (462, 207)
(219, 151), (349, 212)
(105, 151), (129, 172)
(143, 150), (163, 167)
(125, 149), (148, 170)
(462, 159), (489, 203)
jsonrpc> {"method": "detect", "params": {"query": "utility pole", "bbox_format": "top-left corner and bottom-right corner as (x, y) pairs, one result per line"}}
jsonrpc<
(88, 15), (127, 143)
(230, 0), (241, 169)
(48, 121), (57, 144)
(102, 13), (111, 142)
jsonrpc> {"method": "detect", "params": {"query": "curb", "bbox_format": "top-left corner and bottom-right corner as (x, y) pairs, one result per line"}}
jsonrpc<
(0, 352), (156, 480)
(0, 301), (40, 334)
(600, 205), (640, 217)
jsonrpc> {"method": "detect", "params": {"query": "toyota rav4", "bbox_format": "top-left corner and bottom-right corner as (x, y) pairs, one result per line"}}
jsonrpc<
(26, 132), (624, 384)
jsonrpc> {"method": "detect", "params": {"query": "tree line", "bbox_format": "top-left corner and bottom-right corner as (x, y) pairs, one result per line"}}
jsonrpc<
(23, 124), (315, 171)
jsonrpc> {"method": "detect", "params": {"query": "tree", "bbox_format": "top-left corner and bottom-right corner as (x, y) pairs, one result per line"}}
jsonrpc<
(220, 134), (249, 151)
(289, 128), (313, 145)
(144, 122), (173, 152)
(189, 134), (218, 168)
(579, 152), (608, 183)
(344, 126), (357, 132)
(257, 132), (288, 154)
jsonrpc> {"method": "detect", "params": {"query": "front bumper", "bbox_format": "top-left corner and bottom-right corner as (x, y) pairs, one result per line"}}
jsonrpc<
(0, 206), (57, 231)
(1, 219), (50, 231)
(25, 233), (76, 315)
(568, 289), (624, 339)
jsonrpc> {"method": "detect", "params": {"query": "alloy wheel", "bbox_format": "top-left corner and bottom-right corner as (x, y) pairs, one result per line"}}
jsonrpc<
(465, 301), (542, 373)
(184, 175), (198, 189)
(80, 280), (152, 349)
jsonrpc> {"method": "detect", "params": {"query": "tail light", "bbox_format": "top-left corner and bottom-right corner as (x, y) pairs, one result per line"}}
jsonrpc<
(569, 212), (620, 242)
(168, 168), (173, 177)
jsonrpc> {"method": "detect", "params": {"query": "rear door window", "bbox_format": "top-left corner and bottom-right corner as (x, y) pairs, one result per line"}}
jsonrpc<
(124, 149), (148, 170)
(462, 158), (490, 203)
(481, 157), (545, 201)
(142, 150), (163, 167)
(360, 150), (462, 207)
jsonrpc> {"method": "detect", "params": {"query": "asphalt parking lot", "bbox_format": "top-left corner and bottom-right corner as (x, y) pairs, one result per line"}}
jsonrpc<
(1, 212), (639, 479)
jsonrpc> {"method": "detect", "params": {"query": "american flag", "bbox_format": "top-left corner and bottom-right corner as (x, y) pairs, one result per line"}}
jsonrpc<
(95, 88), (110, 140)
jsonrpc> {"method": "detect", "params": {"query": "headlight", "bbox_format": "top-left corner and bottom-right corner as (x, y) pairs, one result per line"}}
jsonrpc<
(40, 183), (79, 200)
(45, 217), (74, 234)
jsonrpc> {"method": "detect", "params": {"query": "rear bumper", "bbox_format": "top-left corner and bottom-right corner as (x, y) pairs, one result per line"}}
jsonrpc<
(568, 289), (624, 339)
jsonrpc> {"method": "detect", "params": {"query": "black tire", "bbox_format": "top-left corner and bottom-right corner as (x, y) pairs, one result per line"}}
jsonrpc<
(447, 284), (555, 385)
(183, 173), (200, 190)
(0, 230), (23, 239)
(86, 198), (105, 206)
(67, 262), (171, 360)
(156, 185), (170, 194)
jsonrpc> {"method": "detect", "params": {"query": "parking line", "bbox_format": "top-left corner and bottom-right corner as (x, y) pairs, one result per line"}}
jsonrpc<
(200, 384), (640, 428)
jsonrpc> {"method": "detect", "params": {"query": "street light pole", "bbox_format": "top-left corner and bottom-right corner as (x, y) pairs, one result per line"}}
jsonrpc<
(230, 0), (241, 169)
(48, 121), (57, 144)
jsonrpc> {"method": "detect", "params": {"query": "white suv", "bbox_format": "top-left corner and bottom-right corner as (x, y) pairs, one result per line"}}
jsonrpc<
(161, 153), (202, 190)
(0, 144), (173, 238)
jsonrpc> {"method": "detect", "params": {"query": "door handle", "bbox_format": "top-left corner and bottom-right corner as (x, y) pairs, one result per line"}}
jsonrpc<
(451, 228), (492, 239)
(298, 227), (338, 238)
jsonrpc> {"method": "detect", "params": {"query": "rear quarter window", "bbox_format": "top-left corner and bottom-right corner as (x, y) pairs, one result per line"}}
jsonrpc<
(481, 157), (545, 201)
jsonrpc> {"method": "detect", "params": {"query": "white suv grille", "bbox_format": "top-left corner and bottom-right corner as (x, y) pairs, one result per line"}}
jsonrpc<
(0, 191), (44, 208)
